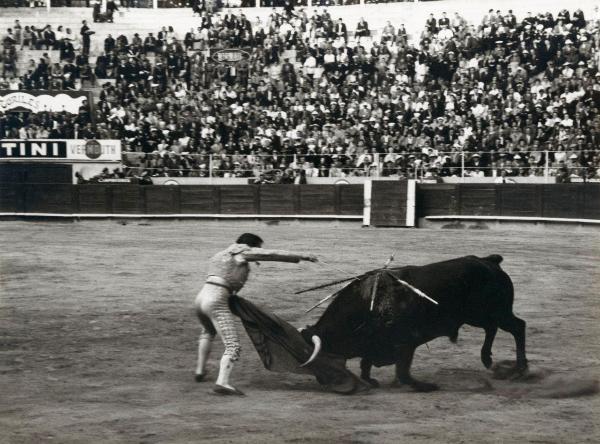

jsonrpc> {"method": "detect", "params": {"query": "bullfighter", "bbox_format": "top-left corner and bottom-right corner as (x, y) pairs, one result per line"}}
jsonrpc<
(194, 233), (318, 396)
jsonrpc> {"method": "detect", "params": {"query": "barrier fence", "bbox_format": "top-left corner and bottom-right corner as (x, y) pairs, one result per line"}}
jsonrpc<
(1, 182), (598, 224)
(0, 182), (365, 216)
(417, 183), (600, 220)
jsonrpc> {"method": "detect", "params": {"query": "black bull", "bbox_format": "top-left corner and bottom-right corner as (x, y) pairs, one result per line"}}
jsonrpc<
(300, 254), (528, 391)
(230, 254), (527, 393)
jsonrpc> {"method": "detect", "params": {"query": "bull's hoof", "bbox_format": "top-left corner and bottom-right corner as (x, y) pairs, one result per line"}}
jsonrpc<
(481, 355), (493, 369)
(392, 379), (439, 392)
(411, 381), (439, 392)
(363, 377), (380, 388)
(492, 360), (528, 380)
(516, 360), (529, 373)
(509, 365), (532, 382)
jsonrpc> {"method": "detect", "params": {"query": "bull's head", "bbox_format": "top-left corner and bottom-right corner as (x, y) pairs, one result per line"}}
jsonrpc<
(297, 269), (438, 365)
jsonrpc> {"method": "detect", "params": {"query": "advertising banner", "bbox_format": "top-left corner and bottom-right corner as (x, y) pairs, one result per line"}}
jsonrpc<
(209, 48), (251, 65)
(0, 90), (92, 114)
(0, 139), (121, 162)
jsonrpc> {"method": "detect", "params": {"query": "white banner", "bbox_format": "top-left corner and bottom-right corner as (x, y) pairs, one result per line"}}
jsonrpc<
(0, 140), (121, 162)
(0, 92), (87, 114)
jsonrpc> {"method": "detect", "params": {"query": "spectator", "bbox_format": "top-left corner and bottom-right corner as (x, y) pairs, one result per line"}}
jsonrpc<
(80, 20), (94, 56)
(355, 17), (370, 38)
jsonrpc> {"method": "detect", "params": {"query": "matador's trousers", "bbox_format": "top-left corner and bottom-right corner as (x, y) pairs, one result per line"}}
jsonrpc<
(194, 283), (241, 361)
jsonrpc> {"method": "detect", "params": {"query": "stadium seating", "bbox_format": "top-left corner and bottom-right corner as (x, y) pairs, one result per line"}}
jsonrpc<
(1, 1), (600, 182)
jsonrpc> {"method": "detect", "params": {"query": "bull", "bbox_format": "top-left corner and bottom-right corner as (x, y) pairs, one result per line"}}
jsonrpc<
(299, 254), (528, 391)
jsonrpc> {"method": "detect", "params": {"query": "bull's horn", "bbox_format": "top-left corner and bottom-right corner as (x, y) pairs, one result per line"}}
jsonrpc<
(300, 335), (322, 367)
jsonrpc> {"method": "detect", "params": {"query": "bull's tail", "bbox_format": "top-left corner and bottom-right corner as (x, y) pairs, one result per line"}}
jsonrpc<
(482, 254), (503, 264)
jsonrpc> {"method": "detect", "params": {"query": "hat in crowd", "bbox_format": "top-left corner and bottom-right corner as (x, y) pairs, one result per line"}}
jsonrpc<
(569, 154), (578, 159)
(565, 39), (573, 44)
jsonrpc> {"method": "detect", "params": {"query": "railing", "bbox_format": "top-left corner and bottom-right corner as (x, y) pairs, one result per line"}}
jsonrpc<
(118, 151), (599, 183)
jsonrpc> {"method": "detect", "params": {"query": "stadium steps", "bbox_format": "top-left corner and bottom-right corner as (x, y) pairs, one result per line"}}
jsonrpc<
(4, 1), (598, 61)
(14, 49), (60, 75)
(2, 7), (390, 61)
(1, 7), (210, 56)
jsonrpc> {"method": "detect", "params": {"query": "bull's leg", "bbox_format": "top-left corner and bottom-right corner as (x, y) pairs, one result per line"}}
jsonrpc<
(498, 314), (528, 371)
(359, 359), (379, 388)
(393, 347), (439, 392)
(481, 326), (498, 369)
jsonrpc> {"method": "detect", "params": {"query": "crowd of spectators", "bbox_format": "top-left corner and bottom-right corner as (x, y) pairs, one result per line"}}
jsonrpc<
(2, 6), (600, 182)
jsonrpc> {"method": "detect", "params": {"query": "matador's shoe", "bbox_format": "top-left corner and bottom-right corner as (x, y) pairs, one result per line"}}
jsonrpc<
(194, 373), (206, 383)
(213, 384), (246, 396)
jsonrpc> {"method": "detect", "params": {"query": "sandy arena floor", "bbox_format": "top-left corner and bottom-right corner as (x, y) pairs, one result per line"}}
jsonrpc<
(1, 220), (599, 443)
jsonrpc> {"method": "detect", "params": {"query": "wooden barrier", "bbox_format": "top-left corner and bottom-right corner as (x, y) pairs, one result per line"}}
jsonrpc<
(0, 183), (364, 217)
(370, 180), (408, 226)
(179, 186), (217, 214)
(497, 185), (540, 217)
(24, 184), (74, 213)
(77, 185), (110, 214)
(219, 186), (259, 214)
(338, 184), (364, 215)
(0, 184), (21, 212)
(299, 185), (337, 215)
(416, 183), (600, 221)
(416, 184), (458, 217)
(259, 185), (296, 214)
(1, 183), (598, 223)
(0, 164), (72, 184)
(582, 185), (600, 220)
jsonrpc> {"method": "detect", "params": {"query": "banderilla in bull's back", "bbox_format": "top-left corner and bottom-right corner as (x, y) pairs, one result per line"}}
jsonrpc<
(295, 254), (528, 393)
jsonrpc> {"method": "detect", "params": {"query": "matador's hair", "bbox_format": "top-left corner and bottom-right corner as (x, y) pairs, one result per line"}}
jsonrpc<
(236, 233), (264, 247)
